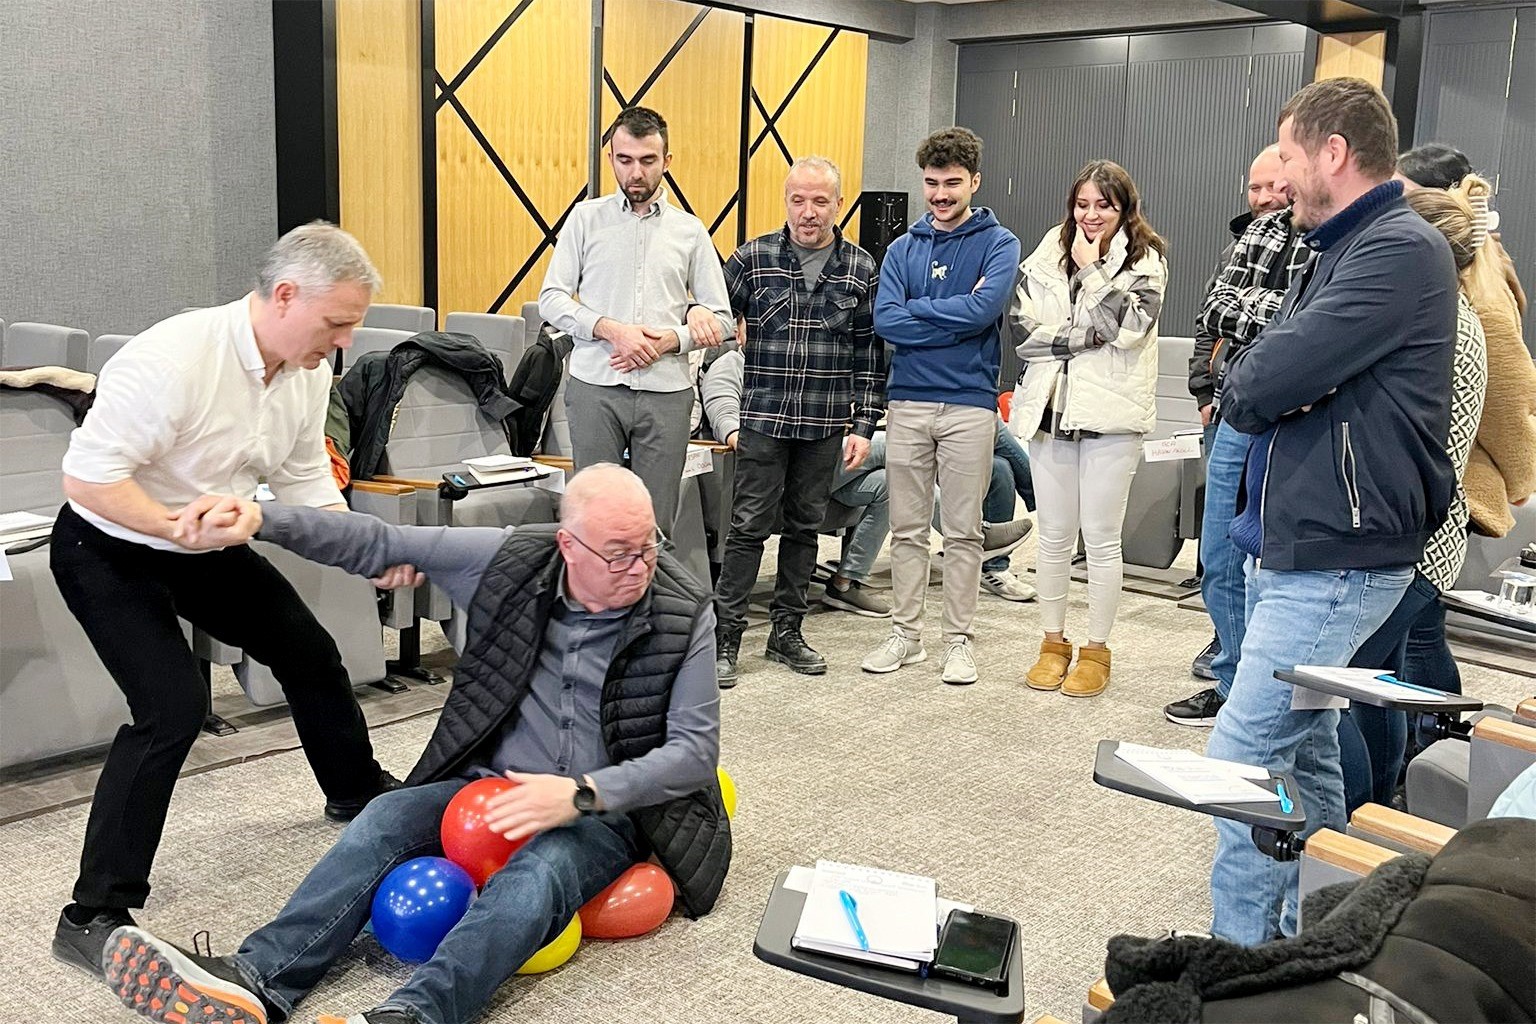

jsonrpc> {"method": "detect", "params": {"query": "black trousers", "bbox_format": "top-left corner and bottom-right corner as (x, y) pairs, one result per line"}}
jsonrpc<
(50, 504), (382, 908)
(712, 429), (843, 636)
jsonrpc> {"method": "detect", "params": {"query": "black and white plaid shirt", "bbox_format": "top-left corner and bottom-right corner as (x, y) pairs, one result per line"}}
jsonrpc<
(721, 226), (885, 441)
(1199, 207), (1313, 350)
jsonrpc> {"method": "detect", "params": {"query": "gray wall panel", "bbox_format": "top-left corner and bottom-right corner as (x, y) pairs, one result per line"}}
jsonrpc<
(0, 0), (276, 338)
(1122, 53), (1253, 336)
(1496, 7), (1535, 352)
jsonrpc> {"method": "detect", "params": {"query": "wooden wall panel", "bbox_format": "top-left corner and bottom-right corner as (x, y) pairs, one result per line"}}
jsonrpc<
(747, 17), (866, 244)
(1315, 31), (1386, 87)
(601, 0), (745, 257)
(336, 0), (422, 305)
(436, 0), (590, 316)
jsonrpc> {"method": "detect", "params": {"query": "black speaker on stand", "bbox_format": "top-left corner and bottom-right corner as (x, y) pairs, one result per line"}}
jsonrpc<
(858, 191), (908, 270)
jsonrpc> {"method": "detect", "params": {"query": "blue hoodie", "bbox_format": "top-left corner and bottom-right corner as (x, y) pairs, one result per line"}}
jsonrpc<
(875, 207), (1021, 410)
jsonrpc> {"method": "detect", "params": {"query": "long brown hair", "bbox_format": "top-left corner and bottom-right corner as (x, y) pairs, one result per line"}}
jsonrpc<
(1406, 175), (1523, 326)
(1058, 160), (1166, 274)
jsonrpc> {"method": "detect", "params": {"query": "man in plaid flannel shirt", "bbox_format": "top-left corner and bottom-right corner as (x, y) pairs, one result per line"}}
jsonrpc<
(694, 158), (884, 688)
(1164, 172), (1313, 729)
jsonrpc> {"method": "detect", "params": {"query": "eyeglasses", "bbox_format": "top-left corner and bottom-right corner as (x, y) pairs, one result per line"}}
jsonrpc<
(565, 529), (662, 573)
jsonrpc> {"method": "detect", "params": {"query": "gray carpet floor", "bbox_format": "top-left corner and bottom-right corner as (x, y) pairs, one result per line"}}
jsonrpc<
(3, 534), (1529, 1024)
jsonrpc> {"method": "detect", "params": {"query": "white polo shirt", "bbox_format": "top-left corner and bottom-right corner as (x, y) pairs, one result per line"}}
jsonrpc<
(62, 295), (344, 551)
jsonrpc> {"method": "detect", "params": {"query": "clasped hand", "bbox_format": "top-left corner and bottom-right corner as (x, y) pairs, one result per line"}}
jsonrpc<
(608, 322), (681, 373)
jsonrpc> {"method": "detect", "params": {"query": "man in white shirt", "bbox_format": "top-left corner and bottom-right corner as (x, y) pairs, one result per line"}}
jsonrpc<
(538, 105), (733, 535)
(49, 223), (400, 980)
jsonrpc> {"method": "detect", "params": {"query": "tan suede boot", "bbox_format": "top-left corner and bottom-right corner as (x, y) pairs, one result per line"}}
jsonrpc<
(1024, 639), (1074, 691)
(1062, 645), (1111, 697)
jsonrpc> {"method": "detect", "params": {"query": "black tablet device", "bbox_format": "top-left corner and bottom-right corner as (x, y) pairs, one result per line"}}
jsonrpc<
(930, 908), (1017, 992)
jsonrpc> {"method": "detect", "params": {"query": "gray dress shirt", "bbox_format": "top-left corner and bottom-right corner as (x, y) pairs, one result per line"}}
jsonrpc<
(538, 190), (734, 393)
(254, 503), (720, 812)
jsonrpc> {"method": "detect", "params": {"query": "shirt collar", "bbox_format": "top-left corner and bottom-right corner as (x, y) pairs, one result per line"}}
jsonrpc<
(1304, 180), (1403, 251)
(613, 187), (669, 219)
(232, 294), (270, 380)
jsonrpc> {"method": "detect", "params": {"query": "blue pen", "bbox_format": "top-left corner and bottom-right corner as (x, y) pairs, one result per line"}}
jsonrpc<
(1375, 673), (1448, 699)
(1275, 780), (1294, 814)
(839, 890), (870, 951)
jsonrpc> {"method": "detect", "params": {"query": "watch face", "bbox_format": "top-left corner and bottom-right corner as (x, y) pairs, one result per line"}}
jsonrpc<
(574, 784), (597, 812)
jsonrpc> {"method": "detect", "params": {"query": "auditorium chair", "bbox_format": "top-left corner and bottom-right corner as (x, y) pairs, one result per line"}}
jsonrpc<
(1, 321), (89, 371)
(346, 326), (417, 368)
(88, 334), (132, 375)
(1120, 336), (1204, 572)
(362, 303), (435, 334)
(443, 312), (526, 384)
(1408, 704), (1536, 827)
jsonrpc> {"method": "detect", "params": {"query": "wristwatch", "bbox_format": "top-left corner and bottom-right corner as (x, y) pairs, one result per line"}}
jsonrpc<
(572, 779), (598, 815)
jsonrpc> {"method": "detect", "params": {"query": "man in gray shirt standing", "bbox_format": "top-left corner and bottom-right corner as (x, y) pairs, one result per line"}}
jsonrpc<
(100, 465), (728, 1024)
(539, 106), (734, 536)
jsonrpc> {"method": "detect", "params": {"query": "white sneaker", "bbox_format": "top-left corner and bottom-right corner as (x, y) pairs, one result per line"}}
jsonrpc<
(941, 638), (979, 685)
(980, 568), (1037, 602)
(861, 630), (926, 673)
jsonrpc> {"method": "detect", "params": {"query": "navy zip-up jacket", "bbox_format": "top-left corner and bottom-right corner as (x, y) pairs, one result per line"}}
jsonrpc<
(1224, 181), (1457, 572)
(875, 207), (1021, 410)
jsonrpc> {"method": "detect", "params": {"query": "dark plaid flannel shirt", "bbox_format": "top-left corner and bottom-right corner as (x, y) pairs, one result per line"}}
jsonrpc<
(722, 226), (885, 440)
(1199, 208), (1313, 408)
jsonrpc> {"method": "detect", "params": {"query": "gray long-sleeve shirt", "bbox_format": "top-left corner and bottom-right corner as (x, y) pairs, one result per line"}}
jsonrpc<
(255, 504), (720, 812)
(538, 190), (734, 393)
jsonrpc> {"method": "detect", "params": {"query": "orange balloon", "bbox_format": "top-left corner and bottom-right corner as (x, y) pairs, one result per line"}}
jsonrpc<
(441, 777), (528, 888)
(578, 863), (675, 939)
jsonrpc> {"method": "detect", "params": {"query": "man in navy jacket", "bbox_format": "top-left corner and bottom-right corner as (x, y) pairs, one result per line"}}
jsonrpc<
(860, 126), (1021, 686)
(1206, 77), (1457, 945)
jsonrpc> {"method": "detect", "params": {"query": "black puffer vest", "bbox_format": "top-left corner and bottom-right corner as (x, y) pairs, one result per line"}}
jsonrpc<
(403, 524), (731, 916)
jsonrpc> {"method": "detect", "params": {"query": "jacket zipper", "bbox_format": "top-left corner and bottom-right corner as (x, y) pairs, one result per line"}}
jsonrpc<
(1258, 427), (1277, 564)
(1341, 420), (1362, 528)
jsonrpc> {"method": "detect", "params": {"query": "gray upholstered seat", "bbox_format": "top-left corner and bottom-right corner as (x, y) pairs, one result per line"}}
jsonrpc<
(347, 326), (417, 368)
(363, 304), (435, 334)
(1122, 336), (1204, 571)
(88, 334), (133, 375)
(444, 312), (526, 384)
(2, 322), (89, 370)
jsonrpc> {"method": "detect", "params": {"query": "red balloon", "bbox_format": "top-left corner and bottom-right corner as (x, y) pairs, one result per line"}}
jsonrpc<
(579, 863), (675, 939)
(441, 777), (528, 888)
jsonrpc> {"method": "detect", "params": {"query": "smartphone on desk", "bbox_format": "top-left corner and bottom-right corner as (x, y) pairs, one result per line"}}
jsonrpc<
(930, 908), (1017, 992)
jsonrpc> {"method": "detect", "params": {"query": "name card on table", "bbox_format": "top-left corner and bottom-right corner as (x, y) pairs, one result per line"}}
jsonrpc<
(682, 445), (716, 480)
(1143, 432), (1203, 462)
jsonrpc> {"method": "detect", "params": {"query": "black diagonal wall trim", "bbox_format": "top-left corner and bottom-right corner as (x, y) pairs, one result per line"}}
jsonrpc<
(488, 184), (590, 314)
(750, 89), (794, 165)
(436, 0), (534, 110)
(749, 27), (839, 155)
(600, 7), (711, 144)
(663, 171), (694, 214)
(838, 192), (863, 230)
(709, 192), (739, 237)
(438, 74), (554, 236)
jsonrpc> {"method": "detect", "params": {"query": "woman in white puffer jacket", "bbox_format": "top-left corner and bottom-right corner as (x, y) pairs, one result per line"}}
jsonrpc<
(1008, 160), (1168, 698)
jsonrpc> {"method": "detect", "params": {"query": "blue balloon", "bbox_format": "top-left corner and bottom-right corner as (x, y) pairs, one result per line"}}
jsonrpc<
(370, 856), (476, 963)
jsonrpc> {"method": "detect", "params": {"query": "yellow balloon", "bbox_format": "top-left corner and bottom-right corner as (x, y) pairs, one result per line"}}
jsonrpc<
(516, 914), (581, 975)
(718, 766), (737, 820)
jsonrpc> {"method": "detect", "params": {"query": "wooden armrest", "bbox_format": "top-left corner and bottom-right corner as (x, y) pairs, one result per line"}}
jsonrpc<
(688, 439), (732, 453)
(1515, 697), (1536, 722)
(1088, 977), (1114, 1011)
(350, 480), (415, 496)
(1034, 1016), (1069, 1024)
(1305, 828), (1400, 875)
(532, 455), (575, 471)
(1474, 716), (1536, 753)
(370, 474), (441, 491)
(1350, 803), (1454, 855)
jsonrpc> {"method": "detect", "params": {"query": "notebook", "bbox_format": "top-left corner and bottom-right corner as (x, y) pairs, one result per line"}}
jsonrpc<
(462, 455), (540, 485)
(791, 860), (938, 971)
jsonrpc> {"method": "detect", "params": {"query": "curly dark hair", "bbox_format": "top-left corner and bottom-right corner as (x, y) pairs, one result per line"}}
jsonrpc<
(917, 127), (983, 174)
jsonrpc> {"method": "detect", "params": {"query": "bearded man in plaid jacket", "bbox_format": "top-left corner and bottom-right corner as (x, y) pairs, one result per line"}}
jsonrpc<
(689, 156), (885, 688)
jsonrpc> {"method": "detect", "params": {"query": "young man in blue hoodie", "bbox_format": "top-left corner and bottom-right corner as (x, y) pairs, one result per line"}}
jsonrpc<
(1205, 78), (1457, 945)
(861, 127), (1021, 685)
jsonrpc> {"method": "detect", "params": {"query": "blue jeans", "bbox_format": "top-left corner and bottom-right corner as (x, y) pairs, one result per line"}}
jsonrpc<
(1199, 420), (1251, 698)
(1205, 559), (1413, 945)
(1338, 571), (1449, 811)
(984, 419), (1035, 572)
(231, 781), (641, 1024)
(829, 433), (889, 583)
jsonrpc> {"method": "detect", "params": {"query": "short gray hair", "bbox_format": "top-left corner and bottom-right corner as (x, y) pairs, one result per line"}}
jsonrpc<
(786, 156), (842, 198)
(255, 221), (382, 298)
